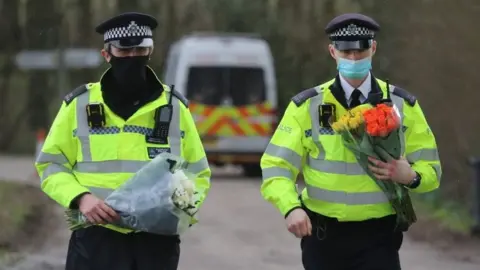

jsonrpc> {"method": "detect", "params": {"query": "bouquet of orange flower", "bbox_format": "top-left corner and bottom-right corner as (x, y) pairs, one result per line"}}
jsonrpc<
(331, 102), (416, 230)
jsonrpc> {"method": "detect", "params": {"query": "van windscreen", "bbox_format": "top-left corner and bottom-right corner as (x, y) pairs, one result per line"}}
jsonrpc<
(186, 67), (266, 106)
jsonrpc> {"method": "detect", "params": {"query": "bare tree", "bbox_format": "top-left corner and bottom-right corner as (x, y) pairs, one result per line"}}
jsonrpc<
(0, 0), (24, 150)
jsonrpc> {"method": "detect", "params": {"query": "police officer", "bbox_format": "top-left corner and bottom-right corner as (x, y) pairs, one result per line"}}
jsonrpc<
(34, 12), (211, 270)
(260, 13), (441, 270)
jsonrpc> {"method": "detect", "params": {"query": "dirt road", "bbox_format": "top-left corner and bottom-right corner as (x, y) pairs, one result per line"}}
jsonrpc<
(0, 156), (479, 270)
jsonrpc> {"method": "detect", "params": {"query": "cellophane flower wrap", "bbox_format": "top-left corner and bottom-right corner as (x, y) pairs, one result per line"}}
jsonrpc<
(331, 102), (416, 230)
(65, 153), (203, 235)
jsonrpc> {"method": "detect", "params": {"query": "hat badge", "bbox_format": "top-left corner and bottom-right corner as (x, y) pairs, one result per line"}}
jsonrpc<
(127, 21), (140, 34)
(346, 24), (358, 34)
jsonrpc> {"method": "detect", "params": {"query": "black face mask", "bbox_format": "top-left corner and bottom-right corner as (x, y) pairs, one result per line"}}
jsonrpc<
(109, 55), (149, 91)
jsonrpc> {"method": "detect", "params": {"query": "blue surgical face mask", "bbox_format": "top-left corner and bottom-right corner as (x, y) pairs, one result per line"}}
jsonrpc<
(336, 57), (372, 79)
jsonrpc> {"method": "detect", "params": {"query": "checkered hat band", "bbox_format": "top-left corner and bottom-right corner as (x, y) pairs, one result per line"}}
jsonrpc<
(104, 25), (153, 41)
(329, 24), (374, 38)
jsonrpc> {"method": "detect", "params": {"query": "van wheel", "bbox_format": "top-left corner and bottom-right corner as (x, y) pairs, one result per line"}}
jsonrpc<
(242, 164), (262, 178)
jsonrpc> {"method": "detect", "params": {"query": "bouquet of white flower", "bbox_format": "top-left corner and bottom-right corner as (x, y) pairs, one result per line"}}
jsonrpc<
(65, 153), (202, 235)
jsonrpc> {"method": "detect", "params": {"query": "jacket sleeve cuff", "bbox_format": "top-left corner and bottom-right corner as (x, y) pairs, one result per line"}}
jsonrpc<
(68, 192), (91, 209)
(409, 163), (440, 193)
(284, 206), (303, 219)
(404, 171), (421, 189)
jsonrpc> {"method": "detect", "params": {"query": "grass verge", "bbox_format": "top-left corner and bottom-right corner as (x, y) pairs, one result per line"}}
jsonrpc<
(0, 180), (51, 260)
(412, 194), (475, 235)
(408, 193), (480, 262)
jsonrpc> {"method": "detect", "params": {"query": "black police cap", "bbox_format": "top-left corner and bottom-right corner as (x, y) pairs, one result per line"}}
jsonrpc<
(325, 13), (380, 50)
(95, 12), (158, 48)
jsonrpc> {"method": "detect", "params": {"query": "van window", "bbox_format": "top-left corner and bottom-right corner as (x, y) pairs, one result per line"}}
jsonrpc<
(186, 67), (266, 106)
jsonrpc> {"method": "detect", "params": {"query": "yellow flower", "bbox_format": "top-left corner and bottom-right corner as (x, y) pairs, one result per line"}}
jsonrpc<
(332, 108), (366, 133)
(348, 118), (359, 129)
(331, 121), (344, 132)
(350, 104), (372, 115)
(347, 112), (364, 129)
(332, 114), (351, 132)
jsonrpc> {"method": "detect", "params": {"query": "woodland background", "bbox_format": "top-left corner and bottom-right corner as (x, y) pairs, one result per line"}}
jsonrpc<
(0, 0), (479, 230)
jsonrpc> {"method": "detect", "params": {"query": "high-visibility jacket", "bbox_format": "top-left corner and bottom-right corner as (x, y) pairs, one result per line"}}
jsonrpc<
(35, 69), (211, 233)
(261, 77), (441, 221)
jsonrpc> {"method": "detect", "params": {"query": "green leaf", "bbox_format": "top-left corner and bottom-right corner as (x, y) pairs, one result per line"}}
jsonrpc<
(373, 129), (402, 160)
(374, 144), (394, 162)
(337, 126), (417, 229)
(359, 133), (376, 156)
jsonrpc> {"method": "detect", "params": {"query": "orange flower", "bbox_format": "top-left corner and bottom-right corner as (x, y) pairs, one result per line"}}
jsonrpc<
(362, 104), (400, 137)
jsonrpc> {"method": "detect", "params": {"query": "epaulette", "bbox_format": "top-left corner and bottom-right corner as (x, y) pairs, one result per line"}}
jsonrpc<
(171, 88), (189, 108)
(64, 84), (88, 106)
(291, 88), (319, 107)
(391, 86), (417, 106)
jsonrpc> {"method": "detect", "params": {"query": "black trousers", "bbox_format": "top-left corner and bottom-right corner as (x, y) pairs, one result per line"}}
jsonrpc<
(301, 210), (403, 270)
(65, 226), (180, 270)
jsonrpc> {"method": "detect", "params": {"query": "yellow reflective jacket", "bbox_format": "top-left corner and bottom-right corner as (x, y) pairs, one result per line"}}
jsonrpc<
(261, 77), (441, 221)
(35, 68), (211, 233)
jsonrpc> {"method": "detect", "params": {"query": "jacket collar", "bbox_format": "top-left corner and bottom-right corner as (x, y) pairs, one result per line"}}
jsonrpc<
(328, 72), (383, 109)
(99, 65), (164, 92)
(98, 66), (164, 119)
(339, 72), (372, 102)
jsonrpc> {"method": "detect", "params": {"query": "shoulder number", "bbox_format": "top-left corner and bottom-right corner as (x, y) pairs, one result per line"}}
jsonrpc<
(291, 88), (319, 107)
(64, 84), (88, 106)
(392, 86), (417, 106)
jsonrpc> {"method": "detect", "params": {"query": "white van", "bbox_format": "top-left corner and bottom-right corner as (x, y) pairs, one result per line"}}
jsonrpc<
(163, 32), (278, 177)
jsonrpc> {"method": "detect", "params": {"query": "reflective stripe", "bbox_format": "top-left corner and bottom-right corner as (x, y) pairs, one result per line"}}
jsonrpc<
(302, 85), (405, 205)
(36, 152), (70, 165)
(307, 156), (366, 175)
(431, 164), (442, 180)
(390, 88), (404, 119)
(390, 87), (406, 154)
(264, 143), (302, 169)
(74, 160), (149, 174)
(73, 126), (154, 137)
(169, 93), (181, 156)
(74, 89), (182, 162)
(309, 87), (325, 159)
(262, 167), (294, 181)
(186, 157), (209, 174)
(407, 148), (439, 162)
(76, 92), (92, 161)
(306, 183), (390, 204)
(305, 86), (407, 176)
(89, 127), (120, 134)
(41, 164), (72, 182)
(36, 152), (73, 183)
(123, 125), (153, 136)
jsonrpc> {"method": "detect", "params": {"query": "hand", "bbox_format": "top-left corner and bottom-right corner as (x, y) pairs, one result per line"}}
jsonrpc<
(286, 208), (312, 238)
(78, 194), (119, 225)
(368, 156), (416, 185)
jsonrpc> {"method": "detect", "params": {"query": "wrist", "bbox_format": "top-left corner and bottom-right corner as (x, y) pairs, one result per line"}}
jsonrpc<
(284, 206), (302, 219)
(407, 170), (417, 183)
(69, 192), (91, 209)
(405, 171), (421, 189)
(77, 192), (92, 205)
